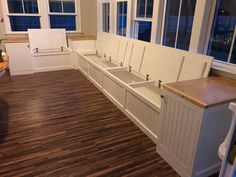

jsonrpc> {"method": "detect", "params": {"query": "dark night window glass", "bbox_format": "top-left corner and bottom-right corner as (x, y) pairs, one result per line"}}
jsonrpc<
(136, 21), (152, 42)
(207, 0), (236, 63)
(102, 3), (110, 33)
(146, 0), (153, 18)
(137, 0), (153, 18)
(117, 1), (127, 36)
(176, 0), (196, 50)
(231, 41), (236, 64)
(8, 0), (23, 13)
(163, 0), (180, 48)
(8, 0), (40, 31)
(23, 0), (39, 14)
(49, 0), (62, 13)
(9, 16), (40, 31)
(8, 0), (39, 14)
(137, 0), (145, 18)
(50, 15), (76, 31)
(163, 0), (196, 50)
(63, 0), (75, 13)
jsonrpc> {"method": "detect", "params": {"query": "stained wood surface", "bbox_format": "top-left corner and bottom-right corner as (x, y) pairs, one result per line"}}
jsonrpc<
(4, 35), (29, 43)
(67, 34), (97, 41)
(0, 70), (179, 177)
(164, 76), (236, 108)
(4, 33), (96, 44)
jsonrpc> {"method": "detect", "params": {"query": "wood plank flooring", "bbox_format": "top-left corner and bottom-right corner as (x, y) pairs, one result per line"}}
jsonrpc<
(0, 70), (217, 177)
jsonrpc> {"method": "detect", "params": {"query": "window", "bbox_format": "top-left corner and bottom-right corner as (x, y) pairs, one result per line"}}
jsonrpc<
(117, 1), (127, 36)
(163, 0), (196, 50)
(135, 21), (152, 42)
(48, 0), (76, 31)
(7, 0), (40, 31)
(207, 0), (236, 64)
(134, 0), (153, 42)
(102, 3), (110, 33)
(136, 0), (153, 18)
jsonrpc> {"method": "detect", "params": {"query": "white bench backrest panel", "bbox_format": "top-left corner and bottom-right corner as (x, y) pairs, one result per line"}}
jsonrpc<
(183, 52), (213, 78)
(141, 44), (184, 83)
(123, 40), (134, 67)
(28, 29), (67, 52)
(106, 34), (120, 61)
(116, 37), (129, 64)
(96, 33), (105, 55)
(129, 40), (145, 72)
(94, 33), (213, 81)
(179, 58), (206, 81)
(74, 40), (96, 52)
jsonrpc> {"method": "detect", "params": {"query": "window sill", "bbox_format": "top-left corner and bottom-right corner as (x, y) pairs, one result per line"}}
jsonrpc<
(211, 60), (236, 80)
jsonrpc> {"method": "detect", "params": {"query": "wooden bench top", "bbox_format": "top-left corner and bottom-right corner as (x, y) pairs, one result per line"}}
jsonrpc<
(164, 77), (236, 108)
(4, 33), (97, 44)
(4, 35), (29, 43)
(67, 34), (96, 41)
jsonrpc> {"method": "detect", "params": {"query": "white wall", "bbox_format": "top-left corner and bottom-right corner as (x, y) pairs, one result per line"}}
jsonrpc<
(80, 0), (97, 35)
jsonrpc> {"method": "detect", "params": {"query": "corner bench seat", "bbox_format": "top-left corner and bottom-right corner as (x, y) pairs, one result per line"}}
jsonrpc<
(75, 32), (214, 142)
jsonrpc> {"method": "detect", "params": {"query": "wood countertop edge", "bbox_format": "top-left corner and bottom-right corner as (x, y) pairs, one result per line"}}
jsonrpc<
(163, 84), (236, 108)
(163, 85), (207, 108)
(67, 36), (97, 41)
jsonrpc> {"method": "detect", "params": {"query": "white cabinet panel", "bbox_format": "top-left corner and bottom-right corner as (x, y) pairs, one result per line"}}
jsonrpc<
(5, 43), (33, 76)
(157, 89), (231, 177)
(125, 91), (159, 142)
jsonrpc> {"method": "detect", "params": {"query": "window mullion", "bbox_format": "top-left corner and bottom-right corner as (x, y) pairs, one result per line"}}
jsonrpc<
(228, 26), (236, 63)
(61, 0), (64, 13)
(174, 0), (182, 48)
(22, 0), (25, 14)
(122, 2), (124, 36)
(144, 0), (147, 18)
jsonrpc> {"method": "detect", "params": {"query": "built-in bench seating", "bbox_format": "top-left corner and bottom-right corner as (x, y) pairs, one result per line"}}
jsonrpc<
(75, 33), (213, 142)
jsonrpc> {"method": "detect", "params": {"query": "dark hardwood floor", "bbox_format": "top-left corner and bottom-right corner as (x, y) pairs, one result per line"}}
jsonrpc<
(0, 70), (218, 177)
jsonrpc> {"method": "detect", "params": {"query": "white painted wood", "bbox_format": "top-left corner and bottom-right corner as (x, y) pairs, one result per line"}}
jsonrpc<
(103, 73), (126, 107)
(108, 70), (145, 84)
(70, 40), (96, 52)
(115, 36), (129, 65)
(129, 40), (146, 72)
(123, 39), (134, 67)
(179, 59), (206, 81)
(140, 43), (184, 83)
(183, 51), (213, 79)
(5, 43), (33, 76)
(129, 82), (162, 110)
(125, 90), (160, 139)
(78, 53), (89, 75)
(157, 89), (232, 177)
(105, 33), (120, 61)
(28, 29), (67, 52)
(88, 64), (103, 88)
(33, 53), (73, 72)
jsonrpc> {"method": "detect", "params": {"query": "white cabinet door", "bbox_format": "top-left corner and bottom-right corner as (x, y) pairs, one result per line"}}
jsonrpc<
(5, 43), (33, 75)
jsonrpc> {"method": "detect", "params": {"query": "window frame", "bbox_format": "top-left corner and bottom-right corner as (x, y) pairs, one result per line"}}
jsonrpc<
(3, 0), (41, 33)
(203, 0), (236, 72)
(133, 0), (158, 42)
(1, 0), (81, 34)
(47, 0), (80, 32)
(115, 0), (129, 37)
(102, 2), (110, 33)
(161, 0), (197, 50)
